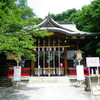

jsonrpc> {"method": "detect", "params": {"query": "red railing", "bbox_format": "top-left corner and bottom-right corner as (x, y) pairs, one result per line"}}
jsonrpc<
(8, 68), (30, 77)
(68, 67), (89, 76)
(8, 67), (89, 76)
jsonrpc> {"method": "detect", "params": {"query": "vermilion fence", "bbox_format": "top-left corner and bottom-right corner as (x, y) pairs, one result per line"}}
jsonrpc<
(68, 67), (89, 76)
(8, 68), (30, 77)
(8, 67), (89, 77)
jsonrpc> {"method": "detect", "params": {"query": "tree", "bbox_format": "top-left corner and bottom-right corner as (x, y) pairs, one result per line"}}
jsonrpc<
(51, 0), (100, 56)
(74, 0), (100, 56)
(97, 40), (100, 55)
(51, 8), (77, 22)
(0, 0), (50, 64)
(74, 0), (100, 32)
(51, 0), (100, 32)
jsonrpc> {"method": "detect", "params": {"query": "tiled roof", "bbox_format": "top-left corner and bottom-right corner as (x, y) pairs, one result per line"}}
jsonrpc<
(38, 15), (97, 36)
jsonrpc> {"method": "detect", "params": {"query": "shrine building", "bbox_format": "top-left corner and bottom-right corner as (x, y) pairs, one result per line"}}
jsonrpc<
(0, 15), (98, 77)
(29, 15), (97, 76)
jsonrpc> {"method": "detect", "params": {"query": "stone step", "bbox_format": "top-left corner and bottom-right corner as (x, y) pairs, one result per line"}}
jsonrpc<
(29, 76), (70, 84)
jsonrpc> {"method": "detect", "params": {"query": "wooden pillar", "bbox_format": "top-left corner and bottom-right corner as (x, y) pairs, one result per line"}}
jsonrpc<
(31, 50), (35, 76)
(31, 60), (34, 76)
(64, 47), (68, 75)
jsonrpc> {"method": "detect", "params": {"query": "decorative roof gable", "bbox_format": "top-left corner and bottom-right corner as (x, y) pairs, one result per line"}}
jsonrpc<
(38, 15), (74, 32)
(24, 14), (98, 36)
(38, 14), (93, 36)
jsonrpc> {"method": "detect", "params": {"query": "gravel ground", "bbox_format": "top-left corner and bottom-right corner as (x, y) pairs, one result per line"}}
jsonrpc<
(0, 81), (100, 100)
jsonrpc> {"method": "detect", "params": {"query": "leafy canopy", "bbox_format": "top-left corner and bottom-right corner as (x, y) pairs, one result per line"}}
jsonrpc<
(51, 0), (100, 56)
(51, 0), (100, 32)
(0, 0), (50, 60)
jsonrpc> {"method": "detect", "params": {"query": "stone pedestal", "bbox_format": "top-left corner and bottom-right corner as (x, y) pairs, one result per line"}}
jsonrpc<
(85, 76), (91, 92)
(0, 76), (13, 87)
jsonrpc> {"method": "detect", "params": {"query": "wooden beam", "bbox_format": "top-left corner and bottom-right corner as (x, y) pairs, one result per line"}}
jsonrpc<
(64, 47), (68, 75)
(36, 45), (74, 48)
(31, 51), (35, 76)
(31, 60), (34, 76)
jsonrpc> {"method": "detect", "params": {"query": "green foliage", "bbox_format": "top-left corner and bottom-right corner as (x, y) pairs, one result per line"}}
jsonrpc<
(0, 0), (50, 61)
(51, 0), (100, 55)
(97, 43), (100, 55)
(81, 39), (99, 56)
(75, 0), (100, 32)
(52, 0), (100, 32)
(96, 36), (100, 55)
(0, 1), (36, 34)
(0, 34), (35, 60)
(51, 8), (77, 22)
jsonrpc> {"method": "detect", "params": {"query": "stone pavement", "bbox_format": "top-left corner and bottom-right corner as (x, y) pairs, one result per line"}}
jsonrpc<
(0, 77), (100, 100)
(26, 83), (91, 100)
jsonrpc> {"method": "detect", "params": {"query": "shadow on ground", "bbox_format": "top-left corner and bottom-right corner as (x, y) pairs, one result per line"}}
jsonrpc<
(0, 85), (42, 100)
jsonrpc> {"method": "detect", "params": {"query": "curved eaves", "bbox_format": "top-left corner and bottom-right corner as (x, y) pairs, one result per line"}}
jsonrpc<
(49, 18), (74, 32)
(37, 18), (48, 27)
(40, 27), (87, 36)
(38, 16), (75, 32)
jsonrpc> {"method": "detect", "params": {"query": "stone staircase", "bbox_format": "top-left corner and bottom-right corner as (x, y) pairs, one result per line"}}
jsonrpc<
(29, 76), (70, 84)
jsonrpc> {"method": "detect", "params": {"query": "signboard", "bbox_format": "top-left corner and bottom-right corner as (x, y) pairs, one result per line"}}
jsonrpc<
(76, 65), (84, 80)
(14, 66), (21, 81)
(86, 57), (100, 67)
(92, 84), (100, 95)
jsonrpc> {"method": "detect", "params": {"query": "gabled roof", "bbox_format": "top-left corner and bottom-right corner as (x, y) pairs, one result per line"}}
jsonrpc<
(38, 14), (96, 36)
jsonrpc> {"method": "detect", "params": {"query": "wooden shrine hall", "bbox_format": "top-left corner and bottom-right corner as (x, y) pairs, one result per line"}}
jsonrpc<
(29, 15), (97, 76)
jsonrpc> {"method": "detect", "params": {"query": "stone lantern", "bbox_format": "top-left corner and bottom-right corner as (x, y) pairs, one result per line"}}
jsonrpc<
(75, 50), (84, 65)
(7, 52), (21, 66)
